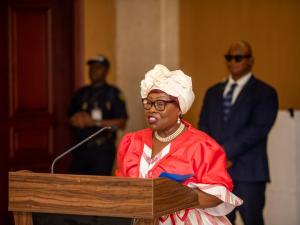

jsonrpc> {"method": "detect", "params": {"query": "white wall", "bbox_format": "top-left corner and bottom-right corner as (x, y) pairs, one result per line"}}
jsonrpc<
(115, 0), (179, 132)
(265, 110), (300, 225)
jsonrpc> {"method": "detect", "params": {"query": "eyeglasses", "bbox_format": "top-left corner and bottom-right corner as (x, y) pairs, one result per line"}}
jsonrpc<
(142, 98), (177, 111)
(224, 54), (251, 62)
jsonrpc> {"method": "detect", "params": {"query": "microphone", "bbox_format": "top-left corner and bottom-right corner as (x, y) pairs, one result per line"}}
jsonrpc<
(50, 126), (113, 174)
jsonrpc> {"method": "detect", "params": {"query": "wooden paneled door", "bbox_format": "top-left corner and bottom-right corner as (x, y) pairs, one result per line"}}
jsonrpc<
(0, 0), (83, 224)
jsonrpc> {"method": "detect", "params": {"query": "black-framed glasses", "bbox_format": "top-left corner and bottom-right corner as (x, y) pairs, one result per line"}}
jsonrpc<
(224, 54), (251, 62)
(142, 98), (177, 111)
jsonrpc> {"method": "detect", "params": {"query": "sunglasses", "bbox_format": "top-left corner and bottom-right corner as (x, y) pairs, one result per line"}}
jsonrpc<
(224, 54), (251, 62)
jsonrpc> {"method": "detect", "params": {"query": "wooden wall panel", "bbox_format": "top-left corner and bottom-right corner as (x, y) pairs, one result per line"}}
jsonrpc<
(11, 129), (50, 156)
(8, 3), (54, 173)
(1, 0), (79, 224)
(10, 6), (52, 115)
(4, 0), (76, 173)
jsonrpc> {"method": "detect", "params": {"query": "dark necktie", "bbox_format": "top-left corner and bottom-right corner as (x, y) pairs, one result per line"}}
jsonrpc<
(223, 83), (237, 121)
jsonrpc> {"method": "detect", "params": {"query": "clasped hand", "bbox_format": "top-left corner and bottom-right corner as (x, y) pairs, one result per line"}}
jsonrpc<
(70, 112), (96, 128)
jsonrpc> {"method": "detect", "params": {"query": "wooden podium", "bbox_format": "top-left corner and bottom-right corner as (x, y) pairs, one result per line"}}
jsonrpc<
(9, 171), (199, 225)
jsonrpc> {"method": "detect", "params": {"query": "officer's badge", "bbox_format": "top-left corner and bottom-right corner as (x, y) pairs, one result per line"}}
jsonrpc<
(106, 101), (111, 111)
(118, 92), (126, 102)
(82, 102), (88, 110)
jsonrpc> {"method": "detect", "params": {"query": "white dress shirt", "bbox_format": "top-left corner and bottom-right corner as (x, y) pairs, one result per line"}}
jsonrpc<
(223, 72), (252, 104)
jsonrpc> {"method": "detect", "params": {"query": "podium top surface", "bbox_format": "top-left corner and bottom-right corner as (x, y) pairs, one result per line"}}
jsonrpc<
(9, 171), (199, 219)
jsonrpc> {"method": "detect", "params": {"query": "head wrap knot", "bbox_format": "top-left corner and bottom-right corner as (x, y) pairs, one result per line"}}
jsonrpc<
(140, 64), (195, 114)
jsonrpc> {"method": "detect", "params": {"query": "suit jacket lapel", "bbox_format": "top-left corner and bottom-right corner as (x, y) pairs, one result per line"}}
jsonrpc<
(216, 81), (227, 128)
(230, 76), (256, 114)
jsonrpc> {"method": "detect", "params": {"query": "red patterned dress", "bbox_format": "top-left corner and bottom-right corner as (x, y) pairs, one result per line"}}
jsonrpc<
(116, 120), (242, 225)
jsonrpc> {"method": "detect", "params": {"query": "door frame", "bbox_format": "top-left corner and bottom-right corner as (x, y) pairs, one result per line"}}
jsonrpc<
(0, 0), (84, 224)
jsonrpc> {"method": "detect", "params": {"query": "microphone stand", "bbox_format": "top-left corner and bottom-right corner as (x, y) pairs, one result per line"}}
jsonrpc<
(50, 126), (112, 174)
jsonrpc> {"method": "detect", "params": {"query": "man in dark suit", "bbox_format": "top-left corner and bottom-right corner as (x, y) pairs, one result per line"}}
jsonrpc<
(198, 41), (278, 225)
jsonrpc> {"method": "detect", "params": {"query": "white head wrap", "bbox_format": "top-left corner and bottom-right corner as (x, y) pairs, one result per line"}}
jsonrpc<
(140, 64), (195, 114)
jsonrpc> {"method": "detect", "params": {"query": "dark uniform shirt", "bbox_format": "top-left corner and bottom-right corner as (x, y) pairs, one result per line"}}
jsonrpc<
(67, 83), (128, 175)
(68, 83), (128, 143)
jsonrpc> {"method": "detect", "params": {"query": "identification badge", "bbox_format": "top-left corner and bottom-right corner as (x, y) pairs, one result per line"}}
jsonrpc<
(91, 108), (102, 121)
(82, 102), (88, 110)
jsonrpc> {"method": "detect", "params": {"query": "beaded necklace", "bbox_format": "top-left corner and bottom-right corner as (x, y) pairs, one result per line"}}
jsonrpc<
(154, 123), (185, 142)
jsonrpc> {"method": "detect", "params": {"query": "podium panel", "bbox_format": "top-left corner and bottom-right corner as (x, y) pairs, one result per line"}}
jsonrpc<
(9, 171), (199, 225)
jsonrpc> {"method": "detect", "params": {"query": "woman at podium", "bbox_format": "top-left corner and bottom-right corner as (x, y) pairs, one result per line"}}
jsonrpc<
(116, 64), (242, 224)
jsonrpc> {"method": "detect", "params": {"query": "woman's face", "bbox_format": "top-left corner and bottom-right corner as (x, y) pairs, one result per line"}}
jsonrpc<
(143, 92), (181, 132)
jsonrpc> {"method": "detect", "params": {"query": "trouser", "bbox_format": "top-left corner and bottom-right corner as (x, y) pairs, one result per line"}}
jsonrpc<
(227, 181), (266, 225)
(70, 142), (116, 176)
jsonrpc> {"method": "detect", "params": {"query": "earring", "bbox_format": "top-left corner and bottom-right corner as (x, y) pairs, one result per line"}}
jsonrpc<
(177, 117), (180, 124)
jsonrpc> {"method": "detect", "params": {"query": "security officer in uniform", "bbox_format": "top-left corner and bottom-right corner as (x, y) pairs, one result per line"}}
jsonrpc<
(67, 55), (128, 175)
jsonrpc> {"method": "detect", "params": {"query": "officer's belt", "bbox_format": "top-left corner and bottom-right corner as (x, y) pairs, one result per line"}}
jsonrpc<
(86, 136), (113, 148)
